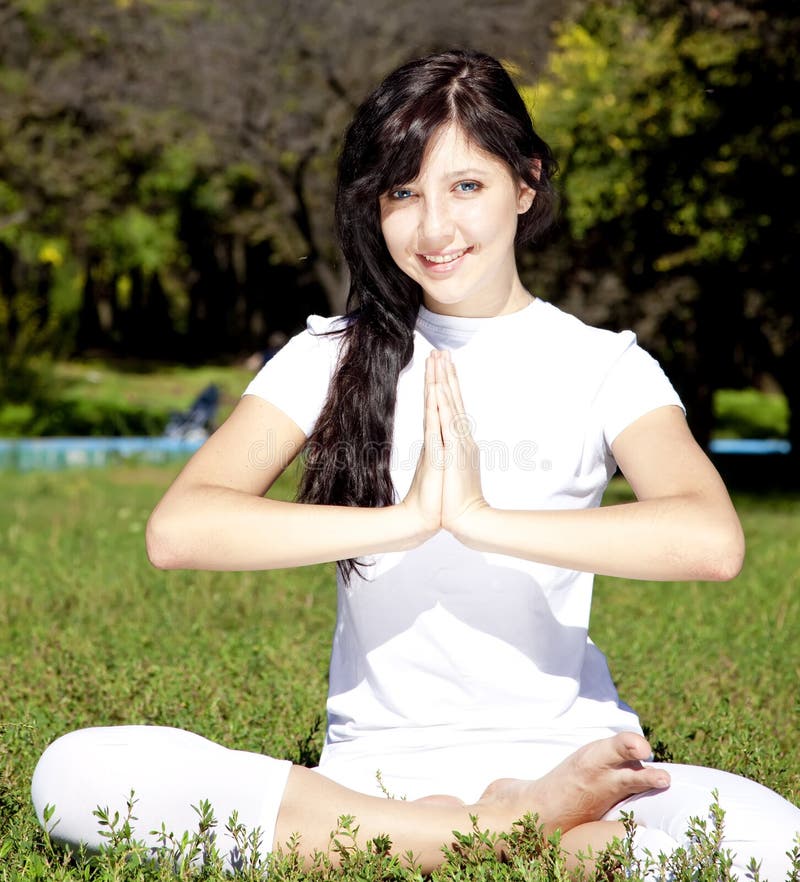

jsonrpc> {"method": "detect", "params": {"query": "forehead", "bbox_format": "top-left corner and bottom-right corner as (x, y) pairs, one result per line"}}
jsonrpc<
(415, 123), (510, 180)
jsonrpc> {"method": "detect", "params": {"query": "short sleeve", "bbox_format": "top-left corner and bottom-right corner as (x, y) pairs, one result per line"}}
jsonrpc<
(242, 315), (345, 436)
(595, 334), (685, 450)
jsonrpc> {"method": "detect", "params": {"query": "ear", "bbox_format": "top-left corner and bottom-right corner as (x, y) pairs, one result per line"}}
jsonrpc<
(516, 158), (541, 214)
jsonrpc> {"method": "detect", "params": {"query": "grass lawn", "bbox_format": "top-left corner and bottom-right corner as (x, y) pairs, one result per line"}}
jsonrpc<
(0, 464), (798, 878)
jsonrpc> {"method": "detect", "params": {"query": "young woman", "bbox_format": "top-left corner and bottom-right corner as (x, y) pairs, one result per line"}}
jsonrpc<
(33, 50), (799, 876)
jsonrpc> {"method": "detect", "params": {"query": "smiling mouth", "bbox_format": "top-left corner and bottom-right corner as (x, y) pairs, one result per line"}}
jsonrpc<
(418, 247), (471, 266)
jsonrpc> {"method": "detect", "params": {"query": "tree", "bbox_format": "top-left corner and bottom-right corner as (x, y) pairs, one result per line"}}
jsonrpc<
(524, 0), (799, 471)
(0, 0), (570, 369)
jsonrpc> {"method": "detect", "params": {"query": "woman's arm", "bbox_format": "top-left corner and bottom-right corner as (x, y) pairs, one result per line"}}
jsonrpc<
(432, 352), (745, 582)
(145, 394), (437, 571)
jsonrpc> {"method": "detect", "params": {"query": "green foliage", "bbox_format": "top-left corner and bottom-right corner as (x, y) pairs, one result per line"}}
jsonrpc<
(526, 6), (760, 267)
(0, 360), (253, 436)
(0, 233), (71, 407)
(0, 0), (576, 359)
(0, 396), (168, 437)
(0, 288), (55, 404)
(522, 1), (800, 454)
(88, 208), (182, 278)
(714, 388), (790, 440)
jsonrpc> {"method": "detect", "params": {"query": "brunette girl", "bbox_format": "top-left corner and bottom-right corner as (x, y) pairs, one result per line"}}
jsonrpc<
(33, 49), (799, 876)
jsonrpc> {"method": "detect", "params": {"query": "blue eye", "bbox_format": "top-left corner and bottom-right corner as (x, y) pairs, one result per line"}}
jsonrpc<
(391, 188), (414, 200)
(455, 181), (479, 193)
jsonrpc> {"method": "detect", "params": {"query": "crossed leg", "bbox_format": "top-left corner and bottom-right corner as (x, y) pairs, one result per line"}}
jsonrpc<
(33, 727), (667, 874)
(265, 731), (667, 870)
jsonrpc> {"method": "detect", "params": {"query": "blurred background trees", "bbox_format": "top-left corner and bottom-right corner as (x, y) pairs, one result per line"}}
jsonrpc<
(0, 0), (796, 462)
(527, 0), (798, 453)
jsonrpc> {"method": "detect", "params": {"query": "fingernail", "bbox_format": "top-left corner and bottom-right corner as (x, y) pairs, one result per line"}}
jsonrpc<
(655, 776), (669, 788)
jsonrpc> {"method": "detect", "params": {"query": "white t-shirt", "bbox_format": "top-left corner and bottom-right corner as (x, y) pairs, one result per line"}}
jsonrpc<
(243, 298), (684, 800)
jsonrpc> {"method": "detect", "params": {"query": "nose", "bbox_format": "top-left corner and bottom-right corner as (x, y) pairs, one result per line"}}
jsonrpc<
(418, 194), (454, 249)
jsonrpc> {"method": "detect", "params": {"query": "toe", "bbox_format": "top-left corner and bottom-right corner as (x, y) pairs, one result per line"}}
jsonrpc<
(625, 766), (671, 794)
(617, 732), (652, 762)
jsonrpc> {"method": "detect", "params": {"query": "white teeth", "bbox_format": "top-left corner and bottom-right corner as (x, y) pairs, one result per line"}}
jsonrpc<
(423, 249), (466, 264)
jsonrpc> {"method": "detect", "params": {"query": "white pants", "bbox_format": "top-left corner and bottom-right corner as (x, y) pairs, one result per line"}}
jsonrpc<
(32, 726), (800, 878)
(606, 764), (800, 878)
(31, 727), (292, 872)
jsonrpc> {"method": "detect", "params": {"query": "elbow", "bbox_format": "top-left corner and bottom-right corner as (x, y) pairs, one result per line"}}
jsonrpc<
(145, 510), (185, 570)
(700, 521), (746, 582)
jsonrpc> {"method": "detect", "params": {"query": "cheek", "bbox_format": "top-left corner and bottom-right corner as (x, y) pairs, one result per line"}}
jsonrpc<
(462, 203), (488, 230)
(453, 199), (506, 242)
(380, 215), (413, 261)
(488, 194), (524, 239)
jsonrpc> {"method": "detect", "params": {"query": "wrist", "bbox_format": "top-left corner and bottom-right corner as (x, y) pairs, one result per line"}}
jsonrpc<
(393, 500), (439, 550)
(448, 502), (494, 549)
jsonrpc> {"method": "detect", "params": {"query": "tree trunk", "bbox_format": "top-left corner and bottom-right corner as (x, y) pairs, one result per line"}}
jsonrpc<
(314, 258), (349, 316)
(76, 259), (105, 353)
(774, 342), (800, 489)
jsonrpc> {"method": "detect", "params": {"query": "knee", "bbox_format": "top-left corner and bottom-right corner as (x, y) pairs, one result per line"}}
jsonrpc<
(31, 729), (93, 826)
(663, 768), (800, 874)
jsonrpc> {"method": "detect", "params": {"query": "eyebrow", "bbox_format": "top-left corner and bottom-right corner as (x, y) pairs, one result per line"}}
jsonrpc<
(445, 168), (488, 178)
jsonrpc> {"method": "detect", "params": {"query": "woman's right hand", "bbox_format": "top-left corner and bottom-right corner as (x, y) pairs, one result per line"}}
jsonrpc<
(400, 353), (443, 544)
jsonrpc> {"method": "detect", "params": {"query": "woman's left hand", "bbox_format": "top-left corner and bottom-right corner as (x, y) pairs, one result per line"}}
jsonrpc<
(432, 350), (490, 542)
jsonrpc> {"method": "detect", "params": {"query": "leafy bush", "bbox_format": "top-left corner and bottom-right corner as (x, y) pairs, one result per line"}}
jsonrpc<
(714, 388), (790, 440)
(0, 396), (168, 437)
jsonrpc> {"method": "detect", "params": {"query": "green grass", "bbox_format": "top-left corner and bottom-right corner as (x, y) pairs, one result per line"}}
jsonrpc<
(0, 466), (798, 879)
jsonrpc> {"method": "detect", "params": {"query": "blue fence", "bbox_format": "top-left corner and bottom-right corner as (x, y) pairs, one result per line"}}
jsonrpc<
(0, 435), (791, 473)
(0, 437), (205, 472)
(707, 438), (791, 456)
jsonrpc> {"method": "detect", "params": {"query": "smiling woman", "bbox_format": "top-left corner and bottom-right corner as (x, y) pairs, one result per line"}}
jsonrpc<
(379, 125), (535, 317)
(31, 48), (799, 878)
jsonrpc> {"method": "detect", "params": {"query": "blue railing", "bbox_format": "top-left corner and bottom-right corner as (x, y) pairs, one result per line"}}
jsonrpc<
(0, 437), (205, 471)
(0, 435), (791, 472)
(707, 438), (791, 456)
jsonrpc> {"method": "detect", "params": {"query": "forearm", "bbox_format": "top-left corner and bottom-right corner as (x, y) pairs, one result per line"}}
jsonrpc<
(146, 485), (425, 571)
(454, 494), (744, 582)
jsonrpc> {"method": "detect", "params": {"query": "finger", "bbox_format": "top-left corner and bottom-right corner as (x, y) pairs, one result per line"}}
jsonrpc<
(436, 366), (476, 446)
(435, 351), (468, 422)
(442, 354), (468, 416)
(434, 379), (458, 444)
(434, 354), (455, 410)
(425, 354), (443, 449)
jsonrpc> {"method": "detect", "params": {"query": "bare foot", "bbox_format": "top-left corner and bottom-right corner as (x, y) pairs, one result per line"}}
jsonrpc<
(476, 732), (669, 834)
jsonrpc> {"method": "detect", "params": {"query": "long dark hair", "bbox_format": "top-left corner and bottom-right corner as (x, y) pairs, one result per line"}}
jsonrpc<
(297, 49), (558, 581)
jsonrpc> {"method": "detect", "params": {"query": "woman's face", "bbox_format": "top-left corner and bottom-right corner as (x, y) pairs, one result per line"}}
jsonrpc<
(379, 123), (535, 317)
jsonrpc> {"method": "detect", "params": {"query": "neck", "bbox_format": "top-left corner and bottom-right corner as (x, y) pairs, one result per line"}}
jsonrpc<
(422, 276), (533, 319)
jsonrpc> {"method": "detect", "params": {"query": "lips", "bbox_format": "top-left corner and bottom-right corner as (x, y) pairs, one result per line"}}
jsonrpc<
(417, 246), (472, 271)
